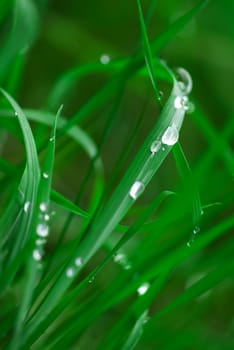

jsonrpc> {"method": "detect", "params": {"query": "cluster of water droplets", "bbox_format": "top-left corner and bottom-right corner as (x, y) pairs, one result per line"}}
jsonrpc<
(65, 256), (83, 279)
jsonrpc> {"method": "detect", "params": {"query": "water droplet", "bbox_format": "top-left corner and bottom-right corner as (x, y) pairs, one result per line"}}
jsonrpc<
(174, 95), (189, 111)
(44, 214), (50, 221)
(36, 238), (46, 246)
(193, 226), (200, 235)
(33, 249), (42, 261)
(176, 67), (193, 95)
(129, 181), (145, 200)
(113, 253), (125, 263)
(150, 140), (161, 154)
(137, 282), (150, 296)
(75, 257), (82, 267)
(88, 276), (95, 283)
(49, 136), (54, 142)
(42, 172), (49, 179)
(187, 241), (192, 248)
(24, 201), (30, 213)
(39, 202), (47, 212)
(161, 125), (179, 146)
(100, 54), (110, 64)
(123, 263), (132, 270)
(66, 267), (75, 278)
(36, 223), (49, 237)
(14, 111), (18, 116)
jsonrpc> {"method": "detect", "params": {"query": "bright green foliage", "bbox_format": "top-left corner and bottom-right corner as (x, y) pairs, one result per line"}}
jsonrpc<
(0, 1), (233, 349)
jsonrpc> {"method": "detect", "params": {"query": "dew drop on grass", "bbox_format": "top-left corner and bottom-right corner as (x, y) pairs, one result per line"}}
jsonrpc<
(24, 201), (30, 213)
(44, 214), (50, 221)
(129, 181), (145, 199)
(113, 253), (125, 263)
(100, 54), (110, 64)
(39, 202), (47, 212)
(174, 95), (189, 111)
(66, 267), (75, 278)
(88, 276), (95, 283)
(33, 249), (42, 261)
(36, 223), (49, 237)
(42, 172), (49, 179)
(176, 67), (193, 95)
(49, 136), (54, 142)
(75, 257), (82, 267)
(162, 125), (179, 146)
(137, 282), (150, 296)
(193, 226), (200, 235)
(36, 238), (46, 246)
(150, 140), (161, 154)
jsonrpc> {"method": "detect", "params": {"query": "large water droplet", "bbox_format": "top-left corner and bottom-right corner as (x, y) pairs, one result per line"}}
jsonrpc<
(33, 249), (42, 261)
(75, 257), (82, 267)
(176, 67), (193, 95)
(24, 201), (30, 213)
(66, 267), (75, 278)
(129, 181), (145, 199)
(39, 202), (47, 212)
(161, 125), (179, 146)
(100, 54), (110, 64)
(36, 223), (49, 237)
(174, 95), (189, 110)
(150, 140), (161, 154)
(137, 282), (150, 296)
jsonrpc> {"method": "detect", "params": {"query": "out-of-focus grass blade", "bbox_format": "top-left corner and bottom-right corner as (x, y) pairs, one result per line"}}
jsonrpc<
(0, 0), (39, 84)
(136, 0), (162, 107)
(121, 310), (148, 350)
(0, 0), (14, 23)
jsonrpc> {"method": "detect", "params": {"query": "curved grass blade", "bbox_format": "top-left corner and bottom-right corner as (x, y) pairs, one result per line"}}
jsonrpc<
(9, 107), (59, 350)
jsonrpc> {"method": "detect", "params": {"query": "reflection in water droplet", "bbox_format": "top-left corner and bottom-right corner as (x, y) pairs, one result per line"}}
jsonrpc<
(66, 267), (75, 278)
(75, 257), (82, 267)
(162, 125), (179, 146)
(100, 54), (110, 64)
(150, 140), (161, 154)
(43, 172), (49, 179)
(36, 223), (49, 237)
(39, 202), (47, 212)
(24, 201), (30, 213)
(129, 181), (145, 200)
(33, 249), (42, 261)
(174, 95), (189, 110)
(137, 282), (150, 296)
(176, 67), (193, 95)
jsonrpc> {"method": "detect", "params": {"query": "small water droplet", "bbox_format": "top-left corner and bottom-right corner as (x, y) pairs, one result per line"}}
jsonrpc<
(123, 263), (132, 270)
(36, 223), (49, 237)
(39, 202), (47, 212)
(24, 201), (30, 213)
(187, 241), (192, 248)
(42, 172), (49, 179)
(176, 67), (193, 95)
(161, 125), (179, 146)
(14, 111), (18, 116)
(33, 249), (42, 261)
(100, 54), (110, 64)
(113, 253), (125, 263)
(137, 282), (150, 296)
(49, 136), (54, 142)
(44, 214), (50, 221)
(174, 95), (189, 111)
(193, 226), (200, 235)
(129, 181), (145, 200)
(150, 140), (161, 154)
(36, 238), (46, 246)
(66, 267), (75, 278)
(75, 257), (82, 267)
(88, 276), (95, 283)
